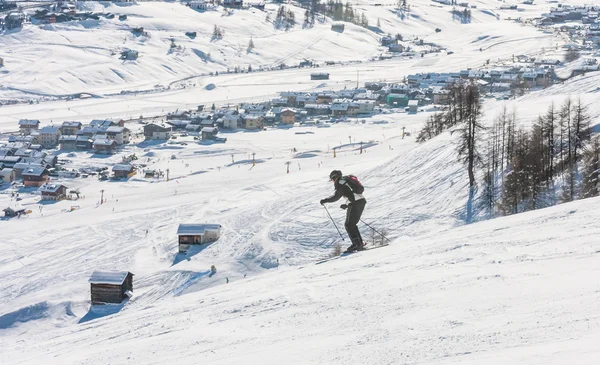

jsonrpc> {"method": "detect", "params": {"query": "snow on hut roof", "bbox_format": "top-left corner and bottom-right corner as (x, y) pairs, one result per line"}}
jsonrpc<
(38, 183), (66, 193)
(89, 270), (131, 285)
(177, 223), (221, 236)
(112, 163), (133, 172)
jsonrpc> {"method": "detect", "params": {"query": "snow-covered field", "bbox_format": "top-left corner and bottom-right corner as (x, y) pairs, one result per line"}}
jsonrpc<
(0, 0), (565, 103)
(2, 0), (600, 363)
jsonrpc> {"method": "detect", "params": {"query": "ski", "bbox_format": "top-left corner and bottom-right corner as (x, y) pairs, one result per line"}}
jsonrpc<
(316, 244), (389, 264)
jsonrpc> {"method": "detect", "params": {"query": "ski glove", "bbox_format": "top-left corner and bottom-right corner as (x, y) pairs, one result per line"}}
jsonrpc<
(340, 204), (348, 210)
(320, 199), (327, 205)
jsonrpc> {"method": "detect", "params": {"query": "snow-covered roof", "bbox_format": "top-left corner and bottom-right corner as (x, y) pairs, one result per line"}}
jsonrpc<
(59, 135), (78, 141)
(40, 125), (61, 134)
(105, 126), (125, 133)
(177, 223), (221, 236)
(89, 270), (131, 285)
(94, 139), (116, 146)
(18, 119), (40, 126)
(201, 127), (218, 133)
(408, 100), (419, 106)
(22, 166), (47, 176)
(62, 121), (82, 128)
(112, 163), (133, 172)
(38, 183), (66, 193)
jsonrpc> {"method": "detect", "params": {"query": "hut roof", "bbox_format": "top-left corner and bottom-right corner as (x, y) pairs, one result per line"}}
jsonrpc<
(89, 270), (131, 285)
(177, 223), (221, 236)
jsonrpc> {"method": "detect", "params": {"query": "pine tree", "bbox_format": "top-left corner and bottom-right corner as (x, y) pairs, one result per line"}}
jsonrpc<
(211, 103), (216, 111)
(247, 37), (255, 52)
(581, 136), (600, 199)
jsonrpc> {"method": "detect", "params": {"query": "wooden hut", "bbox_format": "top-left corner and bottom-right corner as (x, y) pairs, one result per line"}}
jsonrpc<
(89, 270), (134, 305)
(177, 223), (221, 252)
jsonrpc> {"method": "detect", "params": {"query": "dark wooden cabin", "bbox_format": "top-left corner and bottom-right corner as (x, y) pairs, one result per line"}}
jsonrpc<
(89, 270), (134, 305)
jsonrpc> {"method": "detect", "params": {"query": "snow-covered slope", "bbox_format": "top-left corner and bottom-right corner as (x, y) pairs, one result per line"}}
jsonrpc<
(0, 0), (563, 100)
(2, 191), (600, 364)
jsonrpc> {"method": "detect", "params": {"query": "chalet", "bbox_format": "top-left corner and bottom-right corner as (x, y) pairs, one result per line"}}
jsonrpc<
(104, 126), (130, 144)
(120, 49), (138, 61)
(14, 162), (46, 179)
(188, 0), (209, 10)
(304, 104), (330, 116)
(38, 183), (68, 200)
(19, 119), (40, 135)
(89, 119), (115, 129)
(380, 35), (395, 46)
(408, 100), (419, 113)
(0, 156), (22, 168)
(201, 127), (218, 140)
(311, 72), (330, 80)
(59, 135), (78, 149)
(331, 23), (344, 32)
(389, 43), (405, 53)
(8, 135), (34, 144)
(167, 110), (191, 120)
(89, 270), (134, 305)
(60, 121), (82, 135)
(39, 125), (62, 148)
(185, 124), (202, 134)
(3, 207), (27, 218)
(22, 166), (49, 187)
(76, 136), (93, 150)
(177, 223), (221, 252)
(316, 93), (335, 104)
(356, 100), (375, 114)
(432, 89), (449, 104)
(244, 115), (265, 130)
(386, 93), (409, 107)
(0, 168), (15, 183)
(221, 112), (240, 129)
(5, 12), (25, 30)
(112, 163), (136, 178)
(280, 108), (296, 124)
(93, 139), (117, 154)
(222, 0), (242, 8)
(296, 93), (317, 107)
(143, 123), (172, 140)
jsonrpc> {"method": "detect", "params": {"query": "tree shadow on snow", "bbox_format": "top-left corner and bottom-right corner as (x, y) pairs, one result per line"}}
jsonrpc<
(78, 300), (128, 324)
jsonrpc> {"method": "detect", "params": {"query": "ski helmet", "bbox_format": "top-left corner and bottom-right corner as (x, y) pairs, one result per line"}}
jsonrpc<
(329, 170), (342, 181)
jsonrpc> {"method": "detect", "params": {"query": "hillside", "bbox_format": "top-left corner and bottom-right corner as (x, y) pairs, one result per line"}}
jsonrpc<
(0, 0), (562, 101)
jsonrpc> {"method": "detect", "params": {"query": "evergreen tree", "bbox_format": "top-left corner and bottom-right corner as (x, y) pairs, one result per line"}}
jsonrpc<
(248, 37), (255, 52)
(581, 136), (600, 199)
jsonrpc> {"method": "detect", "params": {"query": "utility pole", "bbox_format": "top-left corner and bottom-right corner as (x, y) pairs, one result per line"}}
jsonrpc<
(100, 189), (105, 204)
(252, 152), (256, 167)
(166, 168), (170, 182)
(356, 69), (359, 89)
(348, 136), (352, 144)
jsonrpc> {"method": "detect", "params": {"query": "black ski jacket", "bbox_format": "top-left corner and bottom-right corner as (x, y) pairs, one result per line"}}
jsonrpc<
(322, 176), (365, 204)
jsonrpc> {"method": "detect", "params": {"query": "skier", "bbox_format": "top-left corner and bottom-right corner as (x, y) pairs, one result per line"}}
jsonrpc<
(320, 170), (366, 253)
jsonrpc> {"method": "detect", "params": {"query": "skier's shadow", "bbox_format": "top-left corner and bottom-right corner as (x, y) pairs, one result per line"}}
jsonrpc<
(171, 241), (216, 267)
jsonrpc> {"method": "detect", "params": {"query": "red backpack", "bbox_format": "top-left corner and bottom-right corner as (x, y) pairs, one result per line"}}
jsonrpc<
(344, 175), (364, 194)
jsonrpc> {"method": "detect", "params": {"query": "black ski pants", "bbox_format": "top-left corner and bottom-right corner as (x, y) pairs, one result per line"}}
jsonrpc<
(345, 198), (366, 247)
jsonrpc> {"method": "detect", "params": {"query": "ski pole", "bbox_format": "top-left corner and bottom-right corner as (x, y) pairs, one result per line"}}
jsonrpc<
(323, 205), (345, 241)
(360, 219), (392, 243)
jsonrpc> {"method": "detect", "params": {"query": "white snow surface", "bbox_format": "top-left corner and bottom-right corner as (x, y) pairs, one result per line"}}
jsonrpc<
(1, 0), (600, 363)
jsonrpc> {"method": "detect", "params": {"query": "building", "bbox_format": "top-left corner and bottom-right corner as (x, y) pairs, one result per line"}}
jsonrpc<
(0, 168), (15, 183)
(89, 270), (134, 305)
(112, 163), (136, 178)
(244, 115), (265, 130)
(188, 0), (209, 10)
(280, 108), (296, 124)
(221, 113), (239, 129)
(93, 139), (117, 154)
(39, 125), (62, 148)
(387, 93), (409, 107)
(304, 104), (330, 116)
(143, 123), (172, 140)
(331, 23), (344, 32)
(59, 135), (78, 149)
(222, 0), (242, 8)
(5, 12), (25, 30)
(408, 100), (419, 113)
(311, 73), (330, 80)
(201, 127), (218, 140)
(76, 136), (93, 150)
(177, 223), (222, 252)
(120, 49), (139, 61)
(38, 183), (68, 200)
(104, 126), (130, 144)
(3, 207), (27, 218)
(22, 166), (49, 187)
(18, 119), (40, 135)
(61, 121), (82, 135)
